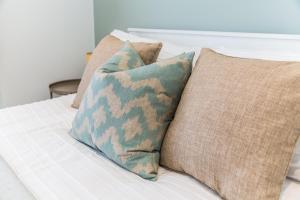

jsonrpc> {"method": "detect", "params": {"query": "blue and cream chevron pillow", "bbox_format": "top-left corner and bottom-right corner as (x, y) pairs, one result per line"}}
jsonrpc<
(70, 42), (145, 147)
(70, 42), (194, 180)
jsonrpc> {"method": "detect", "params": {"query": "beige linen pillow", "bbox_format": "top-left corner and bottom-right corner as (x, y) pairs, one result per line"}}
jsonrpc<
(72, 35), (162, 108)
(160, 48), (300, 200)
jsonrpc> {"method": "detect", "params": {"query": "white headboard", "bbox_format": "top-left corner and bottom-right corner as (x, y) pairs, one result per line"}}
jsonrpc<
(128, 28), (300, 61)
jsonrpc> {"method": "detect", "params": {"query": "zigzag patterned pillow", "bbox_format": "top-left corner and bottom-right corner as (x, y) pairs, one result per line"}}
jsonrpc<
(70, 42), (145, 147)
(70, 42), (194, 180)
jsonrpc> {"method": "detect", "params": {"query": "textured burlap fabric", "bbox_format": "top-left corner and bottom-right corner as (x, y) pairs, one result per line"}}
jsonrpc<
(72, 35), (162, 108)
(160, 48), (300, 200)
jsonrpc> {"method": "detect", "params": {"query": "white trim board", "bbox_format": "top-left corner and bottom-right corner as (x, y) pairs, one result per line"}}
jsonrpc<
(128, 28), (300, 61)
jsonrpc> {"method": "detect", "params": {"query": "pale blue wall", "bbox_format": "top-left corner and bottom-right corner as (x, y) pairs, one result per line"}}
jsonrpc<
(94, 0), (300, 44)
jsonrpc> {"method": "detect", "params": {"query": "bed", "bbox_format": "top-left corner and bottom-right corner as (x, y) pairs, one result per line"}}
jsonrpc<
(1, 28), (300, 200)
(0, 94), (299, 200)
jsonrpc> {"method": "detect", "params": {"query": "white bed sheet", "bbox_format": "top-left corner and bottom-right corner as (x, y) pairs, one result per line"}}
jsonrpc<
(0, 156), (35, 200)
(0, 95), (299, 200)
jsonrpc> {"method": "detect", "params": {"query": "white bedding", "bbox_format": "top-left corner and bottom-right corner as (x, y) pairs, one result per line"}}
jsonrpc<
(0, 156), (35, 200)
(0, 95), (299, 200)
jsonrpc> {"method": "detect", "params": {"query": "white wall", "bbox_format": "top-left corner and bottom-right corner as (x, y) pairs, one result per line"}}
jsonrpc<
(0, 0), (95, 108)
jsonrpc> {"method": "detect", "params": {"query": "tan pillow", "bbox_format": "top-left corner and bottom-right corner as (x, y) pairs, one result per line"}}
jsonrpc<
(72, 35), (162, 108)
(160, 48), (300, 200)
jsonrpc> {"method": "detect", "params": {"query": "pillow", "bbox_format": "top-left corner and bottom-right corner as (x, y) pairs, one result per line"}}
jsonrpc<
(111, 29), (201, 67)
(72, 34), (162, 108)
(111, 29), (158, 43)
(70, 41), (145, 147)
(160, 48), (300, 200)
(70, 42), (194, 180)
